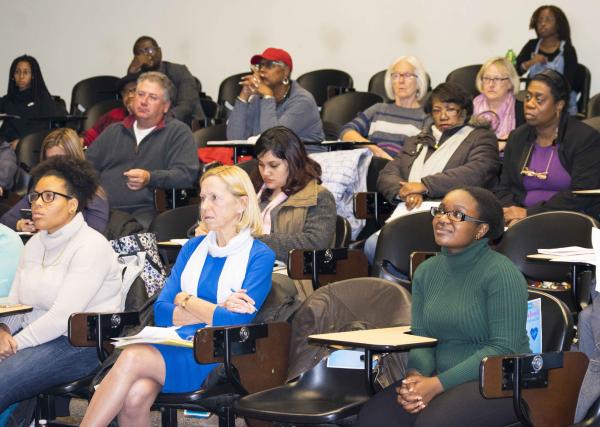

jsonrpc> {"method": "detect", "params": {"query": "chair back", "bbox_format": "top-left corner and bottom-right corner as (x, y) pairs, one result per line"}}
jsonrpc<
(372, 211), (440, 280)
(287, 277), (411, 380)
(217, 72), (250, 107)
(321, 92), (383, 126)
(297, 69), (354, 107)
(583, 116), (600, 133)
(368, 70), (392, 102)
(528, 289), (574, 352)
(573, 63), (591, 117)
(11, 166), (31, 197)
(148, 204), (199, 242)
(192, 123), (227, 148)
(16, 129), (52, 172)
(496, 211), (598, 283)
(81, 99), (123, 132)
(70, 75), (119, 115)
(445, 64), (482, 99)
(587, 93), (600, 118)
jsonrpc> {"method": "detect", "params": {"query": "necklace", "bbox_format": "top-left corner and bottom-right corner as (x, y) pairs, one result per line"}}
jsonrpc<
(520, 144), (556, 180)
(276, 84), (291, 103)
(42, 244), (68, 269)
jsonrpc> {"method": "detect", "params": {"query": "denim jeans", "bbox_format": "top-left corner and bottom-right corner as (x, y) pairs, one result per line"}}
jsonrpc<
(0, 335), (99, 413)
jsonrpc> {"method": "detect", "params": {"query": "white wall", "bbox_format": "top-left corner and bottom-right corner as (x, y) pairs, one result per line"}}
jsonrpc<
(1, 0), (598, 106)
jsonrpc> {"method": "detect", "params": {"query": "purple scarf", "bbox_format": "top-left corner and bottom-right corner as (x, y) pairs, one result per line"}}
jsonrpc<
(473, 92), (516, 140)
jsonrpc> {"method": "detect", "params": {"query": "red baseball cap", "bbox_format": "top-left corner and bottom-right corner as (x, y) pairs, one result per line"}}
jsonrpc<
(250, 48), (293, 72)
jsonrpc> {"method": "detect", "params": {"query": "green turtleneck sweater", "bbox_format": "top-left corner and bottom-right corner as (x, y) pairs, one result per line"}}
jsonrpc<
(407, 238), (530, 390)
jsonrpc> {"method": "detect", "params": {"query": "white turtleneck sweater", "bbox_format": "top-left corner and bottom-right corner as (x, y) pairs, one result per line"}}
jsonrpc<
(2, 213), (122, 351)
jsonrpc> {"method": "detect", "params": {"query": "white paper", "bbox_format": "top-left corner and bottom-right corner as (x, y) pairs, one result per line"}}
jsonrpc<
(538, 246), (594, 256)
(169, 239), (189, 246)
(112, 326), (192, 348)
(593, 228), (600, 290)
(386, 201), (440, 224)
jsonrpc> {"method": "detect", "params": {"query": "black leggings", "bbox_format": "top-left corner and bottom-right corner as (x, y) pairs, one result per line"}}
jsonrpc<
(358, 380), (518, 427)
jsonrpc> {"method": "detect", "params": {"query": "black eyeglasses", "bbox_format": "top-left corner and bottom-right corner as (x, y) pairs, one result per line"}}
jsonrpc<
(430, 206), (485, 223)
(28, 191), (73, 204)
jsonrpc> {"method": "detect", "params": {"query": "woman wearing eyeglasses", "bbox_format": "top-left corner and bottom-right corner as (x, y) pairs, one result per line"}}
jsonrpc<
(1, 128), (109, 234)
(0, 155), (121, 414)
(359, 187), (529, 427)
(340, 56), (429, 159)
(364, 83), (499, 262)
(496, 69), (600, 226)
(227, 48), (324, 147)
(473, 57), (525, 151)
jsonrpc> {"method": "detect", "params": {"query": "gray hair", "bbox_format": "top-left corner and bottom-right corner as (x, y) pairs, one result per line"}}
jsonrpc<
(475, 57), (520, 95)
(384, 56), (429, 101)
(137, 71), (175, 103)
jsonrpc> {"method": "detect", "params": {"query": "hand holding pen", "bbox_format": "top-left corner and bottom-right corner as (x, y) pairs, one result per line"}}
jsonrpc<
(220, 288), (256, 314)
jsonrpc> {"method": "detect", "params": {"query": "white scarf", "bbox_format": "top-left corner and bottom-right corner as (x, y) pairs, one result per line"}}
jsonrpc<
(408, 125), (475, 183)
(180, 228), (254, 304)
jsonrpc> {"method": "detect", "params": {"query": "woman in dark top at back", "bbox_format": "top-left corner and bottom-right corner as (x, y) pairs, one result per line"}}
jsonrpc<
(515, 5), (578, 114)
(0, 55), (65, 148)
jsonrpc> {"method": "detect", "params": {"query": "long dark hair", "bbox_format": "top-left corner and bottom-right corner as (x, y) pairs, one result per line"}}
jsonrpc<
(7, 55), (52, 103)
(254, 126), (321, 200)
(529, 5), (572, 44)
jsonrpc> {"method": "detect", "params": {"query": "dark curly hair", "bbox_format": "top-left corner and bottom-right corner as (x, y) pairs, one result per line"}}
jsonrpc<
(424, 82), (473, 120)
(254, 126), (321, 200)
(30, 156), (99, 212)
(458, 186), (505, 241)
(530, 5), (571, 44)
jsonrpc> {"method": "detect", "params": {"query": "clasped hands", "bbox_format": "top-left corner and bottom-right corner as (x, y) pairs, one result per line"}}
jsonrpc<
(396, 373), (443, 414)
(175, 290), (256, 315)
(398, 181), (427, 210)
(239, 69), (273, 101)
(0, 326), (17, 362)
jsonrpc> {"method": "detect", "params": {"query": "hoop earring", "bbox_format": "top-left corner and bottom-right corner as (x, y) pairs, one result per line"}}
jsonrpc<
(283, 77), (290, 85)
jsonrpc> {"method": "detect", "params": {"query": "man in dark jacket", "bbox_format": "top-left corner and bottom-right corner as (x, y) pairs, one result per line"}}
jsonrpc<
(86, 72), (199, 227)
(127, 36), (203, 125)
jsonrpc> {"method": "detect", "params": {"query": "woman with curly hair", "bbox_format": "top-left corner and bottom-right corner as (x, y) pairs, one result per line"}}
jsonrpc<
(0, 155), (122, 413)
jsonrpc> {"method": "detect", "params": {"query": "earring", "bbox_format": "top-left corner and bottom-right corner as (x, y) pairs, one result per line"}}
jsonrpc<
(283, 77), (289, 85)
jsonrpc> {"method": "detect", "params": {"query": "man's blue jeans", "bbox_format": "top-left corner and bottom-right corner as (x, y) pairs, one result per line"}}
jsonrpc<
(0, 335), (99, 413)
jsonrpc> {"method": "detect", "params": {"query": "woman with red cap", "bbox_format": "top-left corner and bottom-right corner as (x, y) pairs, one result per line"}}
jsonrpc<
(227, 47), (324, 147)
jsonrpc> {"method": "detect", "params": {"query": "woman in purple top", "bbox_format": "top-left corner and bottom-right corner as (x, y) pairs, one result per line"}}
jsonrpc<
(496, 69), (600, 225)
(0, 128), (109, 233)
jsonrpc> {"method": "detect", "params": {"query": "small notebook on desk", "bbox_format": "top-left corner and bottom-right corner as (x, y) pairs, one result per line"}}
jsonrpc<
(0, 304), (33, 316)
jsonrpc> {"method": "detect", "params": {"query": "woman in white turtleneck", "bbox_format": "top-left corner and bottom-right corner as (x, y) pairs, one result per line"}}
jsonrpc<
(0, 156), (121, 414)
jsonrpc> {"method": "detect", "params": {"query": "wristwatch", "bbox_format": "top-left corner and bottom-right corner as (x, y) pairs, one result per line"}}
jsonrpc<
(180, 294), (192, 309)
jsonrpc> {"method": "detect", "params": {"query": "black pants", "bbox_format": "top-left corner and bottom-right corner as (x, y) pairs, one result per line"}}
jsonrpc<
(358, 380), (518, 427)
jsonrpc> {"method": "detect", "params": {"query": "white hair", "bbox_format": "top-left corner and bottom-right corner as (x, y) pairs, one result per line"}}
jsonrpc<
(384, 56), (429, 101)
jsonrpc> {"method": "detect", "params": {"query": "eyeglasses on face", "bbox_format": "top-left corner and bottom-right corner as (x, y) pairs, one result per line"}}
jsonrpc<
(482, 76), (509, 85)
(28, 191), (73, 204)
(391, 72), (417, 81)
(136, 46), (160, 56)
(430, 206), (485, 223)
(431, 106), (461, 117)
(258, 60), (285, 70)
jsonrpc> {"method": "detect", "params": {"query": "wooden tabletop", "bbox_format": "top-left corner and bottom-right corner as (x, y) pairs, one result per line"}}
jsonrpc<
(309, 326), (437, 351)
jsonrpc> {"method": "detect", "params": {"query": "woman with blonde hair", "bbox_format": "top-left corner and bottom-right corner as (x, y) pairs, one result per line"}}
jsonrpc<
(473, 57), (525, 149)
(0, 128), (109, 233)
(81, 165), (275, 426)
(340, 55), (429, 159)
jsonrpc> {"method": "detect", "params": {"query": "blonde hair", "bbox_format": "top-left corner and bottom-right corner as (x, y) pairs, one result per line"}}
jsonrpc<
(384, 56), (429, 101)
(41, 128), (84, 161)
(200, 165), (263, 237)
(475, 57), (520, 95)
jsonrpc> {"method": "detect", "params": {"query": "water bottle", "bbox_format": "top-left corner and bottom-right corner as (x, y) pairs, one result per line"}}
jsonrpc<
(506, 49), (517, 67)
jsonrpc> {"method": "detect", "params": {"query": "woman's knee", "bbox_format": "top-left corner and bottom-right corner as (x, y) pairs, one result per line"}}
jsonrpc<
(116, 345), (158, 374)
(121, 379), (160, 415)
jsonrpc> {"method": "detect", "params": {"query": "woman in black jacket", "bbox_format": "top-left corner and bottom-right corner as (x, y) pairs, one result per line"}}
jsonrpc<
(496, 69), (600, 225)
(0, 55), (65, 148)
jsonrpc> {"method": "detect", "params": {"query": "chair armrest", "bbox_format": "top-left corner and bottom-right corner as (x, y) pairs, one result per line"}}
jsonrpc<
(194, 322), (291, 395)
(479, 351), (588, 427)
(68, 311), (141, 361)
(409, 252), (438, 280)
(287, 248), (369, 290)
(154, 188), (198, 212)
(353, 192), (394, 223)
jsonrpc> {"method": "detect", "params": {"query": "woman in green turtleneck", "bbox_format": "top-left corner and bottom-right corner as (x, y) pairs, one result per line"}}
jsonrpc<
(359, 187), (530, 427)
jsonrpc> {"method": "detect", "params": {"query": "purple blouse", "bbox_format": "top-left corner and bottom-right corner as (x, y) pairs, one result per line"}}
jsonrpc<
(523, 144), (571, 207)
